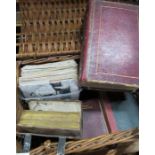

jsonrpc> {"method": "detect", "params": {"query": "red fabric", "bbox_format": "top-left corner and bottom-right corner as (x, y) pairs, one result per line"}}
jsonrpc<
(81, 1), (139, 89)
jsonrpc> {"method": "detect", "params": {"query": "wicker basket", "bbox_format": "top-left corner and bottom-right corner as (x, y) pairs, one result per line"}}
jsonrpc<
(29, 129), (138, 155)
(16, 0), (87, 60)
(18, 0), (87, 10)
(16, 1), (139, 154)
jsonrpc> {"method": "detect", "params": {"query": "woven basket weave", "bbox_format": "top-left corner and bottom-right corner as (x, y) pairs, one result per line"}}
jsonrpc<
(16, 0), (87, 60)
(29, 129), (138, 155)
(18, 0), (87, 10)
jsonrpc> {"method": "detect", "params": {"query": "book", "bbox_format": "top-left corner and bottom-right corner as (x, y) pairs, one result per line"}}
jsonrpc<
(28, 100), (81, 112)
(82, 99), (109, 138)
(101, 92), (139, 132)
(80, 1), (139, 90)
(19, 60), (80, 100)
(17, 100), (82, 138)
(27, 99), (109, 138)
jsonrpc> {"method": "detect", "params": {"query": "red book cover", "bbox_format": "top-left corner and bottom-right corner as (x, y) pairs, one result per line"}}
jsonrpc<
(82, 99), (109, 138)
(80, 1), (139, 90)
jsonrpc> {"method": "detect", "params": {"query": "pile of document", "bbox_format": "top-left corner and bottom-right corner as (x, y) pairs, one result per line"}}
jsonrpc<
(19, 60), (80, 100)
(18, 100), (82, 137)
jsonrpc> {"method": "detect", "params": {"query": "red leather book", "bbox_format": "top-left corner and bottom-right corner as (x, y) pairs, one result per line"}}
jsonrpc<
(82, 99), (109, 138)
(80, 1), (139, 90)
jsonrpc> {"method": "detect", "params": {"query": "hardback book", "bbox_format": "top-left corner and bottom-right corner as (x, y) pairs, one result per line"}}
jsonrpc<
(19, 60), (80, 100)
(82, 99), (109, 138)
(17, 100), (82, 138)
(101, 92), (139, 132)
(80, 1), (139, 90)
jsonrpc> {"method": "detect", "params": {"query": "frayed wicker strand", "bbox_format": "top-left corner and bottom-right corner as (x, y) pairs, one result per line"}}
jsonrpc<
(30, 128), (138, 155)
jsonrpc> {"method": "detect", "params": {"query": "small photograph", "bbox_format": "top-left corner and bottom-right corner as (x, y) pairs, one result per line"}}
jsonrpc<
(50, 82), (71, 95)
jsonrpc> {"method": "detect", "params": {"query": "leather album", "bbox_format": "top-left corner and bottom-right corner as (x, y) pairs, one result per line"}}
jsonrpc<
(80, 0), (139, 90)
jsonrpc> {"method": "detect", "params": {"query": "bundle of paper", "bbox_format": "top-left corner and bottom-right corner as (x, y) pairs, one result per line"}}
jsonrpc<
(19, 60), (80, 100)
(28, 100), (81, 112)
(17, 100), (82, 137)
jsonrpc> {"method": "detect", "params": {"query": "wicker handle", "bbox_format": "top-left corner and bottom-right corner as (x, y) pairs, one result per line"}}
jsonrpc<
(30, 129), (138, 155)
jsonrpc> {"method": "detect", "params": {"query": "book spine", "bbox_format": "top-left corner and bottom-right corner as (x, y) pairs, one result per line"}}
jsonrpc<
(81, 0), (93, 81)
(101, 96), (117, 132)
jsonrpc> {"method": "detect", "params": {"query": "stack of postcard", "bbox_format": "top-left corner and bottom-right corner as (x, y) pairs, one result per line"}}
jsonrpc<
(19, 60), (80, 101)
